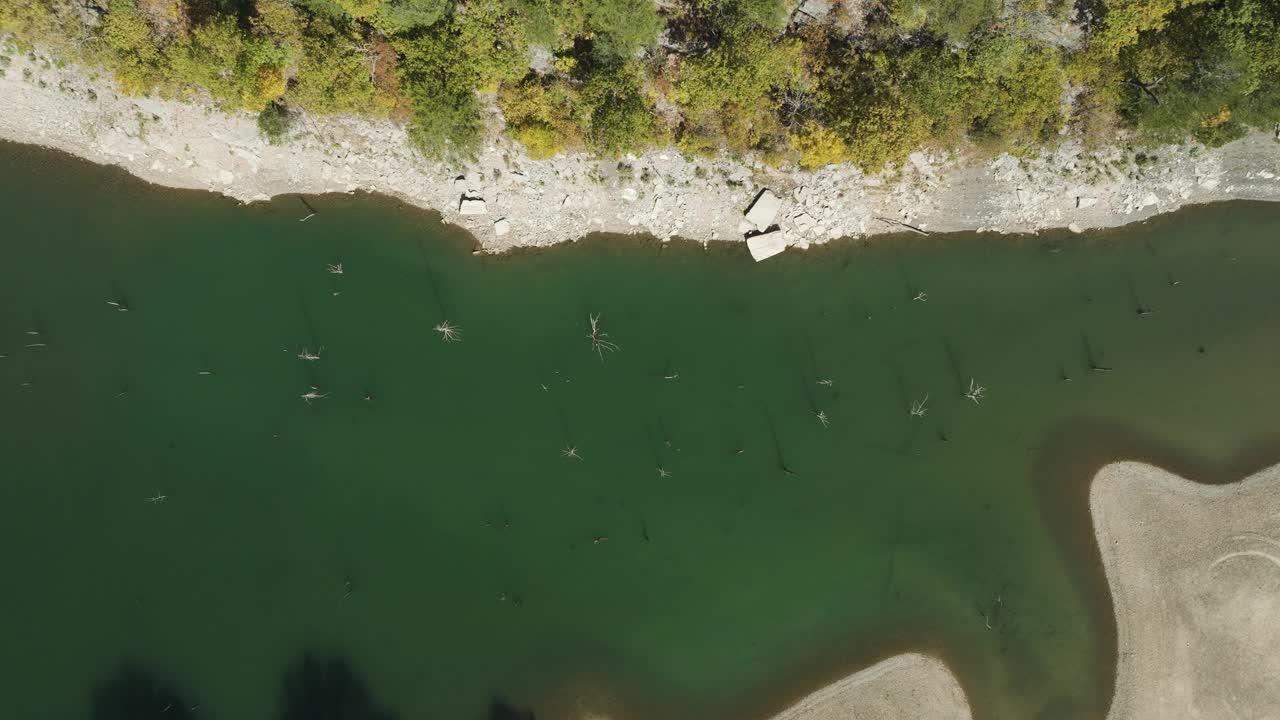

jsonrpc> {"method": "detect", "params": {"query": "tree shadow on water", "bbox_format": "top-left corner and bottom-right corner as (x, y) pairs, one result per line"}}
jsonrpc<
(279, 652), (397, 720)
(487, 697), (535, 720)
(91, 663), (197, 720)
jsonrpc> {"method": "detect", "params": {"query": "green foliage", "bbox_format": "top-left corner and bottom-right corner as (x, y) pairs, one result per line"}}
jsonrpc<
(1106, 0), (1280, 145)
(334, 0), (383, 19)
(671, 29), (802, 155)
(889, 0), (1000, 42)
(965, 35), (1066, 147)
(168, 16), (289, 111)
(580, 59), (656, 154)
(1, 0), (85, 51)
(100, 0), (167, 95)
(288, 18), (386, 115)
(396, 0), (528, 159)
(8, 0), (1274, 173)
(504, 0), (586, 47)
(815, 34), (1066, 170)
(498, 76), (587, 158)
(372, 0), (451, 33)
(683, 0), (788, 35)
(790, 121), (848, 169)
(257, 101), (293, 143)
(583, 0), (661, 59)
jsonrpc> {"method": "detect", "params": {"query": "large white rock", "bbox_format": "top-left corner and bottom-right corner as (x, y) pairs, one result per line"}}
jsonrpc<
(493, 218), (510, 236)
(745, 189), (781, 231)
(1076, 196), (1099, 209)
(747, 230), (787, 262)
(459, 196), (487, 215)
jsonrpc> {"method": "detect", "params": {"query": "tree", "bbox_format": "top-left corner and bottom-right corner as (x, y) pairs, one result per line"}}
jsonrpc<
(373, 0), (452, 34)
(498, 76), (588, 157)
(257, 101), (294, 143)
(100, 0), (167, 95)
(889, 0), (1001, 43)
(583, 0), (662, 59)
(580, 59), (657, 154)
(168, 16), (289, 111)
(670, 28), (803, 156)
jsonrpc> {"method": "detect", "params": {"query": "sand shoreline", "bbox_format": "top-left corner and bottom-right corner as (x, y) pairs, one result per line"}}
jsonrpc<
(3, 50), (1280, 255)
(756, 459), (1280, 720)
(761, 652), (972, 720)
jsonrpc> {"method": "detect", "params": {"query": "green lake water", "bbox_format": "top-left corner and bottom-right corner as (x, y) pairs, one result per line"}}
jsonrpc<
(4, 142), (1280, 720)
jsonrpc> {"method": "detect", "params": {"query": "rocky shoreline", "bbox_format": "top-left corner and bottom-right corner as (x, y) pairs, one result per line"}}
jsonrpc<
(3, 50), (1280, 255)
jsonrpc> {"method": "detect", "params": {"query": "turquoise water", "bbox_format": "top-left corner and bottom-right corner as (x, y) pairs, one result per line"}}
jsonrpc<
(3, 142), (1280, 720)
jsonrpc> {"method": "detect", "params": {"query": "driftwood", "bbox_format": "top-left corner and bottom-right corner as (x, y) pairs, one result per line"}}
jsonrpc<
(875, 216), (931, 236)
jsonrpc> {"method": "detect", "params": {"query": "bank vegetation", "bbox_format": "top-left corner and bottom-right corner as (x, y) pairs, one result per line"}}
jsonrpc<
(2, 0), (1277, 169)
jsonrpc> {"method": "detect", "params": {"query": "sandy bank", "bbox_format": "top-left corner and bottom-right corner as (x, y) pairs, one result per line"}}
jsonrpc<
(761, 460), (1280, 720)
(763, 653), (971, 720)
(1092, 461), (1280, 720)
(3, 50), (1280, 255)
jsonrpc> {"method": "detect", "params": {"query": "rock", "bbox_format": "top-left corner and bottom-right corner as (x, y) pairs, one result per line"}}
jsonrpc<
(1015, 187), (1031, 206)
(794, 212), (816, 231)
(1140, 192), (1159, 208)
(1068, 223), (1083, 234)
(493, 218), (510, 236)
(1260, 170), (1276, 179)
(795, 0), (832, 20)
(745, 189), (782, 231)
(527, 44), (555, 74)
(908, 151), (931, 174)
(621, 187), (638, 202)
(738, 219), (757, 234)
(1076, 196), (1099, 209)
(1200, 176), (1221, 191)
(459, 196), (487, 215)
(746, 229), (787, 262)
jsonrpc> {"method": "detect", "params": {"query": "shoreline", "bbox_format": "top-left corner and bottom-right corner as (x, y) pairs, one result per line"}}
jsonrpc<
(756, 459), (1280, 720)
(6, 43), (1280, 720)
(760, 653), (972, 720)
(3, 51), (1280, 256)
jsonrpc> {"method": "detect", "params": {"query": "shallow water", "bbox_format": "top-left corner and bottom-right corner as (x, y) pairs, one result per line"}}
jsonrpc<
(3, 142), (1280, 720)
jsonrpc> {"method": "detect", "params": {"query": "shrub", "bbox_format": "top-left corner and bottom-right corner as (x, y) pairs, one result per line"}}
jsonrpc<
(257, 101), (293, 144)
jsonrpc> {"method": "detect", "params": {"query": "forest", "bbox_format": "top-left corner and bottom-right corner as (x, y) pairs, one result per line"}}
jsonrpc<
(2, 0), (1278, 169)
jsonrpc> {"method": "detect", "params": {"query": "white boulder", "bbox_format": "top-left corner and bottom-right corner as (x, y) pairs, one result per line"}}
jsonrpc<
(745, 189), (782, 231)
(459, 196), (487, 215)
(493, 218), (510, 236)
(747, 230), (787, 262)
